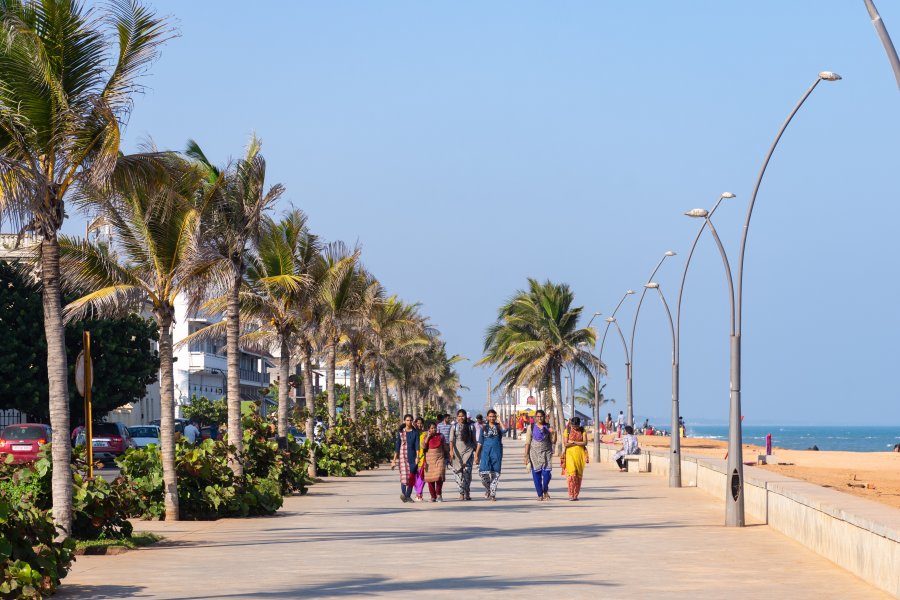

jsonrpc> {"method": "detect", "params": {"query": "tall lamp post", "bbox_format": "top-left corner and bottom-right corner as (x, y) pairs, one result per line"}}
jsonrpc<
(628, 251), (676, 428)
(644, 282), (677, 487)
(584, 311), (602, 443)
(863, 0), (900, 93)
(694, 71), (840, 527)
(595, 292), (634, 460)
(672, 193), (736, 488)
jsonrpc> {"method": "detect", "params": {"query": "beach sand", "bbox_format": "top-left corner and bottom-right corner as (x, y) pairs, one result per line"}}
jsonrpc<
(598, 433), (900, 510)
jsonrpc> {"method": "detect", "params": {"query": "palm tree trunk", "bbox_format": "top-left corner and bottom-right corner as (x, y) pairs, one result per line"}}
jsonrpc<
(156, 309), (180, 520)
(357, 365), (366, 404)
(379, 367), (390, 415)
(41, 238), (72, 538)
(348, 357), (357, 421)
(277, 335), (290, 438)
(398, 386), (405, 417)
(302, 351), (316, 478)
(226, 278), (243, 477)
(326, 337), (337, 426)
(374, 369), (383, 427)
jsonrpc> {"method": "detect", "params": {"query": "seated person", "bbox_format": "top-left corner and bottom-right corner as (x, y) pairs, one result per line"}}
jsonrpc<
(613, 425), (640, 471)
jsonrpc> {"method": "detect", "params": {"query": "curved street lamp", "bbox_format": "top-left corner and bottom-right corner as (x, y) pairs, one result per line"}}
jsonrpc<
(645, 281), (676, 482)
(670, 193), (735, 487)
(594, 292), (634, 460)
(697, 71), (840, 527)
(628, 251), (676, 428)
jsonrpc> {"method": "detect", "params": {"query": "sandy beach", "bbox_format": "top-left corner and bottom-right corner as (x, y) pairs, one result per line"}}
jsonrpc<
(596, 433), (900, 510)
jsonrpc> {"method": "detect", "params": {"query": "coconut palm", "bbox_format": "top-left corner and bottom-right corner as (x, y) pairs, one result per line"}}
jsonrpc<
(186, 136), (283, 476)
(59, 160), (209, 521)
(478, 279), (604, 453)
(184, 209), (318, 439)
(575, 380), (615, 410)
(368, 296), (424, 418)
(341, 271), (382, 421)
(316, 242), (361, 426)
(0, 0), (170, 536)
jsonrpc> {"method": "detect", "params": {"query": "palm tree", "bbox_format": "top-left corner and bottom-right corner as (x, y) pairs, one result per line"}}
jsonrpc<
(575, 380), (615, 410)
(478, 279), (603, 453)
(368, 296), (424, 419)
(317, 242), (361, 426)
(185, 209), (318, 439)
(0, 0), (170, 536)
(60, 160), (208, 521)
(186, 136), (283, 476)
(342, 271), (382, 421)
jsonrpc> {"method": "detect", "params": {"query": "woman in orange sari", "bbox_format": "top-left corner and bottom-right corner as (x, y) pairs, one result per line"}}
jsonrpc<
(423, 421), (448, 502)
(564, 417), (588, 501)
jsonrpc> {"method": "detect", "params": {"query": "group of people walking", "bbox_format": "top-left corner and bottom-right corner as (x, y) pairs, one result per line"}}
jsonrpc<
(391, 408), (589, 504)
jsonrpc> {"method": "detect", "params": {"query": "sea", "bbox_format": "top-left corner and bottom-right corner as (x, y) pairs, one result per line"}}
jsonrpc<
(687, 425), (900, 453)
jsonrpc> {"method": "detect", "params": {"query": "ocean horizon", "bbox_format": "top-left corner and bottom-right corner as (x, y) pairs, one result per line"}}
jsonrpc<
(686, 425), (900, 453)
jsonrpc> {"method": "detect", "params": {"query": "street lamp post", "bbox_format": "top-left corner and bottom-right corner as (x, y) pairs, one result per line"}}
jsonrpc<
(584, 311), (602, 449)
(596, 293), (634, 460)
(644, 282), (677, 487)
(863, 0), (900, 93)
(674, 193), (735, 488)
(691, 72), (840, 527)
(628, 251), (676, 428)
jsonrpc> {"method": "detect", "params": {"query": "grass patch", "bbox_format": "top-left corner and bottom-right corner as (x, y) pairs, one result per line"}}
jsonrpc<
(75, 532), (161, 554)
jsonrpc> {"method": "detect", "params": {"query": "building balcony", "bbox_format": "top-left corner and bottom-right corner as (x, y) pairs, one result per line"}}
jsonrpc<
(188, 352), (227, 374)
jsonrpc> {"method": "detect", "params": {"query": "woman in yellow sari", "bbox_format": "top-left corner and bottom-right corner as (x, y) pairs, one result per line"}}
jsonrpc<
(564, 417), (588, 501)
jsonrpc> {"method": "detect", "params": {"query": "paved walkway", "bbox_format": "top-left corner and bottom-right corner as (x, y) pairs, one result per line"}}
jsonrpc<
(58, 440), (888, 599)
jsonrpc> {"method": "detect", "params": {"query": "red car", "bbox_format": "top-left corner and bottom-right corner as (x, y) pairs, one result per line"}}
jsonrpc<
(0, 423), (52, 464)
(89, 422), (135, 461)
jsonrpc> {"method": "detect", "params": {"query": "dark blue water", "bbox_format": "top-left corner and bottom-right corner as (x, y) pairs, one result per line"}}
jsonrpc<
(687, 425), (900, 453)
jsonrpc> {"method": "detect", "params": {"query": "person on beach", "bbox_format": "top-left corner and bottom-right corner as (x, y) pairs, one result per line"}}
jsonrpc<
(475, 409), (506, 501)
(423, 421), (448, 502)
(413, 417), (427, 502)
(392, 414), (420, 503)
(524, 409), (556, 501)
(474, 414), (484, 444)
(564, 417), (588, 500)
(606, 413), (614, 436)
(616, 411), (624, 438)
(449, 409), (477, 500)
(613, 425), (640, 471)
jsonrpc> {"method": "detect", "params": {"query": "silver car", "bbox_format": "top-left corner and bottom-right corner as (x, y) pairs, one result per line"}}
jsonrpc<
(127, 425), (160, 448)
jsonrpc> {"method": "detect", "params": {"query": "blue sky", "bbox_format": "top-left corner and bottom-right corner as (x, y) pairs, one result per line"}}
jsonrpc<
(71, 1), (900, 425)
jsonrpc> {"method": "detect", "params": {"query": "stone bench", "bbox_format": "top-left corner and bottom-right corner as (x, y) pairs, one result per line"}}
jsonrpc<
(623, 453), (649, 473)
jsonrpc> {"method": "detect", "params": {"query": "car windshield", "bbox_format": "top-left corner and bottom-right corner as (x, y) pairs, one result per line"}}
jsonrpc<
(128, 427), (158, 438)
(92, 423), (121, 437)
(1, 425), (45, 440)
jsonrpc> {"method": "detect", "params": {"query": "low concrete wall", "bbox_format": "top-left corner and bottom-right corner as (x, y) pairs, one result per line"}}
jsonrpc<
(597, 442), (900, 597)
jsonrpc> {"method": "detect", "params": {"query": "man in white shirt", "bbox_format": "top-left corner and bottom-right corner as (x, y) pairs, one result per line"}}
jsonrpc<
(183, 421), (200, 444)
(616, 411), (625, 438)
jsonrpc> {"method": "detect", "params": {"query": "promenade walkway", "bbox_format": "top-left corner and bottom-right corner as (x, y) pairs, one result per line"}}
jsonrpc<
(58, 439), (888, 599)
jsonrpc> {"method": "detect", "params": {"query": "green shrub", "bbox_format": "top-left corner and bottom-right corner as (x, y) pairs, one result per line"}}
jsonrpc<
(0, 448), (132, 541)
(242, 413), (310, 496)
(115, 426), (292, 520)
(0, 481), (75, 599)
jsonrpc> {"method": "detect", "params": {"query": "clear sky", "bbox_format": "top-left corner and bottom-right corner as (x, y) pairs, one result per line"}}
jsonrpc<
(71, 1), (900, 425)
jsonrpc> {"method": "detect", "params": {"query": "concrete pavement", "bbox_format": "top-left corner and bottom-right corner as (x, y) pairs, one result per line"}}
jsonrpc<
(57, 439), (890, 599)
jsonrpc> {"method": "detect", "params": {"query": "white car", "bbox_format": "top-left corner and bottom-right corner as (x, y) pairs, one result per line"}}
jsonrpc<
(127, 425), (160, 448)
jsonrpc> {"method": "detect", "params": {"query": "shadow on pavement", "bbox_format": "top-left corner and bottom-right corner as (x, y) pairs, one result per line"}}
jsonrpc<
(162, 574), (617, 598)
(147, 520), (685, 551)
(56, 584), (145, 599)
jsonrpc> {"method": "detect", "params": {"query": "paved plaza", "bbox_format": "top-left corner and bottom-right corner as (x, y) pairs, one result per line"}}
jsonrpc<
(57, 440), (888, 599)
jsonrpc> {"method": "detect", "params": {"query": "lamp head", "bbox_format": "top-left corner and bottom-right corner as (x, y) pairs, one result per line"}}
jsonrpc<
(593, 311), (602, 316)
(605, 316), (616, 323)
(645, 282), (660, 289)
(721, 192), (736, 199)
(625, 290), (635, 295)
(685, 208), (709, 218)
(818, 71), (842, 81)
(664, 250), (676, 257)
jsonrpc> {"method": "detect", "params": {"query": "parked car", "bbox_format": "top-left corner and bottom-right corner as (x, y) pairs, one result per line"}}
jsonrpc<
(0, 423), (52, 463)
(127, 425), (160, 448)
(89, 422), (135, 461)
(149, 418), (187, 435)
